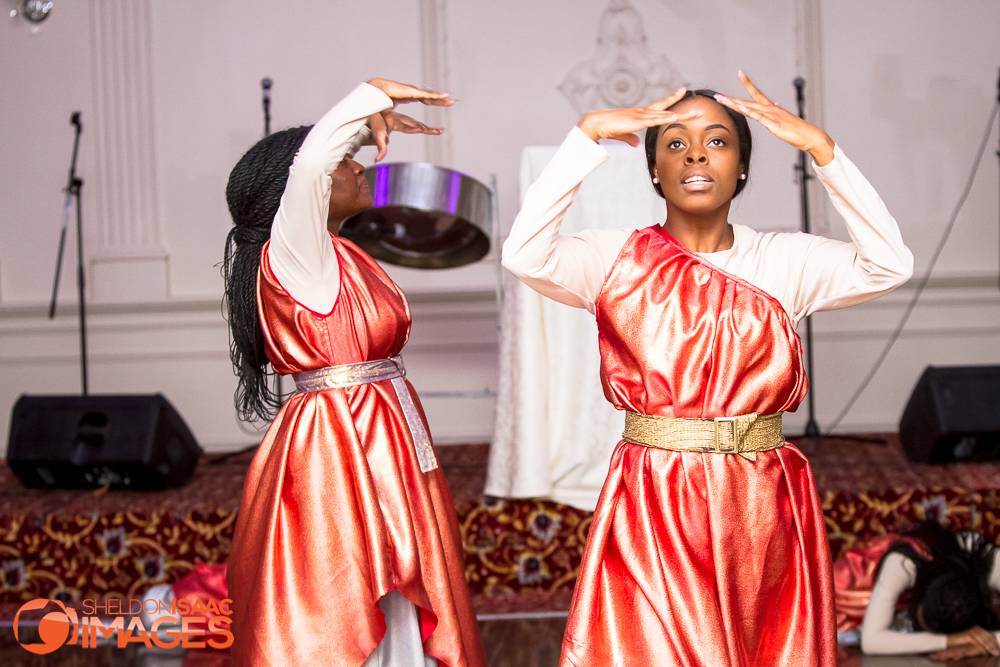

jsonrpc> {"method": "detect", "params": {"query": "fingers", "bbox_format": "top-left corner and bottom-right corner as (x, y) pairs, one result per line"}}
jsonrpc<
(577, 105), (703, 143)
(369, 113), (389, 162)
(392, 86), (455, 107)
(665, 108), (704, 123)
(607, 133), (640, 147)
(382, 111), (445, 136)
(738, 70), (773, 104)
(932, 645), (987, 662)
(934, 647), (978, 661)
(714, 93), (766, 121)
(647, 87), (688, 111)
(986, 630), (1000, 655)
(413, 91), (456, 107)
(367, 78), (456, 107)
(971, 626), (999, 655)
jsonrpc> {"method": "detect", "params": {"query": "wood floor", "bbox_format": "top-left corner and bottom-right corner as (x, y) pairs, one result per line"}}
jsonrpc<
(3, 619), (998, 666)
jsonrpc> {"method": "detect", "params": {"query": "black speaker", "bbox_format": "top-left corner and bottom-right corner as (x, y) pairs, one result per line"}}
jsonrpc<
(6, 394), (202, 490)
(899, 365), (1000, 463)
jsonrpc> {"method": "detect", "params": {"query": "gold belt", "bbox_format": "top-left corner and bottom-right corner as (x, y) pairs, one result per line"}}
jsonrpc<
(291, 356), (438, 473)
(623, 411), (784, 462)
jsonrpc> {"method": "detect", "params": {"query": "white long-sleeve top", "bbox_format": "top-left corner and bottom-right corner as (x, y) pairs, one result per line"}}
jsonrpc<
(861, 539), (1000, 654)
(502, 126), (914, 327)
(268, 82), (394, 315)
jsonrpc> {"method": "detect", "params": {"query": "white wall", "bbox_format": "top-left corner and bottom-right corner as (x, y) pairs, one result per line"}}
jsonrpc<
(809, 0), (1000, 432)
(0, 0), (997, 451)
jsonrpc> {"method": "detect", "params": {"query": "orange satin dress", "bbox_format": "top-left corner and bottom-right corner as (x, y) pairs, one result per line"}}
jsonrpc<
(227, 237), (486, 667)
(560, 227), (837, 667)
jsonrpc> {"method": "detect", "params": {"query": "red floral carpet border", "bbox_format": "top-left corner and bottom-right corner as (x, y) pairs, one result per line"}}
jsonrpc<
(2, 436), (1000, 609)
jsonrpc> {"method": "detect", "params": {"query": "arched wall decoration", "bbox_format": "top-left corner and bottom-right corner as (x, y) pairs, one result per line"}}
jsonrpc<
(559, 0), (686, 115)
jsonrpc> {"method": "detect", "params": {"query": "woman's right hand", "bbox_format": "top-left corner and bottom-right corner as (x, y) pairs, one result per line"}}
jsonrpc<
(364, 79), (454, 161)
(576, 88), (702, 147)
(366, 110), (444, 162)
(929, 626), (1000, 662)
(367, 78), (455, 107)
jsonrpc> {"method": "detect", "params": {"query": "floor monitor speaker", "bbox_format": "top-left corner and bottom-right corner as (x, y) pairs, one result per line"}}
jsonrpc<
(899, 365), (1000, 463)
(6, 394), (202, 489)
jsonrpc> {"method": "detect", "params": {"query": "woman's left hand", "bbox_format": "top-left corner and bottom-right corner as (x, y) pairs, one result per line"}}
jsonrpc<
(714, 71), (835, 166)
(366, 110), (444, 162)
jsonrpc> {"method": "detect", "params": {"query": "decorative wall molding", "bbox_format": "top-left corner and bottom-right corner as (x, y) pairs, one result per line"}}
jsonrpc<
(88, 0), (168, 301)
(559, 0), (685, 115)
(0, 291), (500, 450)
(419, 0), (454, 167)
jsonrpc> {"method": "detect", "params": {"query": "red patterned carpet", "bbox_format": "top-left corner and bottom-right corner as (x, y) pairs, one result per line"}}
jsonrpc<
(3, 434), (1000, 619)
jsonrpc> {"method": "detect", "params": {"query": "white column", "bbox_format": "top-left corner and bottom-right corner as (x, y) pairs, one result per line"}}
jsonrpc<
(419, 0), (453, 167)
(87, 0), (168, 303)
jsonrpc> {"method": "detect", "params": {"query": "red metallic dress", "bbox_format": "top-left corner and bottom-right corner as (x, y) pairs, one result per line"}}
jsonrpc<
(559, 226), (837, 666)
(227, 237), (486, 667)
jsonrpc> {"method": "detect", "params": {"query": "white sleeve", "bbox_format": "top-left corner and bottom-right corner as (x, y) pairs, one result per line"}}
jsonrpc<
(268, 83), (393, 315)
(991, 549), (1000, 647)
(861, 552), (948, 654)
(788, 145), (914, 322)
(501, 126), (631, 315)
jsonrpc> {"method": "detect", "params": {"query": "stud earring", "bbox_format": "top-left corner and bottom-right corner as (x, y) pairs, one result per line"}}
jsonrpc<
(739, 173), (746, 180)
(652, 176), (659, 184)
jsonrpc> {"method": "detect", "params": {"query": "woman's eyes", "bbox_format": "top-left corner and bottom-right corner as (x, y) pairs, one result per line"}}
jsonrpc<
(666, 138), (726, 149)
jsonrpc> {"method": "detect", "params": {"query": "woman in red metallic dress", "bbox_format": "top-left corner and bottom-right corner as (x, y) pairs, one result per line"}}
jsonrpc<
(503, 73), (913, 666)
(222, 78), (486, 667)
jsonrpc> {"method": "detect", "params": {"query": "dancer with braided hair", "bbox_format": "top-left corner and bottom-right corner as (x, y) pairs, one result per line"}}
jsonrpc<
(223, 79), (486, 667)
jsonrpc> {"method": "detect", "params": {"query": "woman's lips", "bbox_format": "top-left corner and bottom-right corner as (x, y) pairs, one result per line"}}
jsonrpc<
(681, 176), (713, 192)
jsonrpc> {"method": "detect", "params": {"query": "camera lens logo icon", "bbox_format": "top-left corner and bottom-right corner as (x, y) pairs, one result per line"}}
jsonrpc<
(14, 599), (79, 655)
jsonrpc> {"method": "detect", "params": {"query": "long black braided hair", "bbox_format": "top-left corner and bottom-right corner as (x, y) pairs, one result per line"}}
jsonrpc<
(643, 89), (753, 200)
(223, 125), (313, 423)
(878, 520), (999, 634)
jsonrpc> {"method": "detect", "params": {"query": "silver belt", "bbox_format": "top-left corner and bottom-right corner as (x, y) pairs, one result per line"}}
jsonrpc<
(291, 356), (438, 473)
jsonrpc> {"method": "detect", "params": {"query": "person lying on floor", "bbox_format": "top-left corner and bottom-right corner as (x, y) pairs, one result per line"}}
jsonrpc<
(847, 520), (1000, 661)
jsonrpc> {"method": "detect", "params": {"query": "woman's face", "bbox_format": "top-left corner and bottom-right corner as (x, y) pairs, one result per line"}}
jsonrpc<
(327, 157), (373, 231)
(654, 96), (743, 216)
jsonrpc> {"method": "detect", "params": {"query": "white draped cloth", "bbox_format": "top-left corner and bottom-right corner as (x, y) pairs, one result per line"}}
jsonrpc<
(487, 141), (666, 511)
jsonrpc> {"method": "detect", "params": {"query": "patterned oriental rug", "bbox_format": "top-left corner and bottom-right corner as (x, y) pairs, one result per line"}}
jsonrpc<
(3, 434), (1000, 618)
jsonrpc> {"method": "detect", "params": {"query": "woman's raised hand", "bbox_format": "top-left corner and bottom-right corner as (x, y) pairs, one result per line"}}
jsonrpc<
(364, 79), (453, 161)
(714, 71), (835, 166)
(366, 110), (444, 162)
(367, 78), (455, 107)
(577, 88), (702, 147)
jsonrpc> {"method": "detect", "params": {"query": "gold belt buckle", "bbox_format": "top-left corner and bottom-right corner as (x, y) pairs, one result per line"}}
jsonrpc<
(713, 417), (739, 453)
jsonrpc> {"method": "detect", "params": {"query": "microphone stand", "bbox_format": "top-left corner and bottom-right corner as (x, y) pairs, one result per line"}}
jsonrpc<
(787, 81), (884, 447)
(48, 111), (88, 395)
(793, 78), (820, 438)
(261, 77), (272, 138)
(261, 77), (284, 403)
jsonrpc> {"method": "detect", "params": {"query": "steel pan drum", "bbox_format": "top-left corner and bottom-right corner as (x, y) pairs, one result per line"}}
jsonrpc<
(340, 162), (493, 269)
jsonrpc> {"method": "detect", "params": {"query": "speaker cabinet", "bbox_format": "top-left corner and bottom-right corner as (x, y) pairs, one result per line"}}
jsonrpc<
(899, 366), (1000, 463)
(6, 394), (202, 490)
